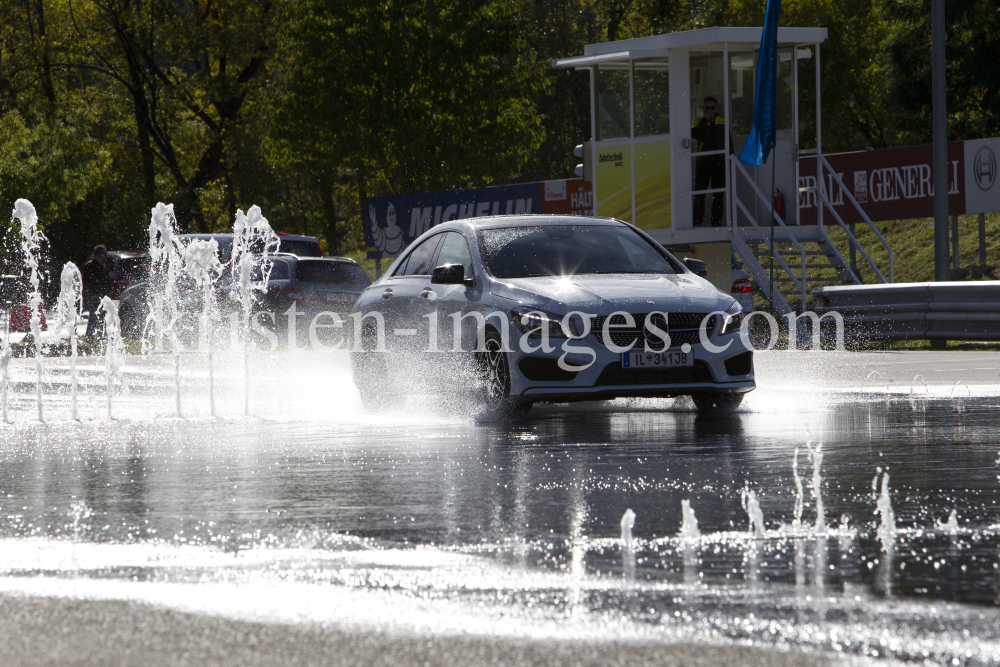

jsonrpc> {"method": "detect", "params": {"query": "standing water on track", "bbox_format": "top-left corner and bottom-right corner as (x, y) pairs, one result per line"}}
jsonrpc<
(0, 204), (998, 664)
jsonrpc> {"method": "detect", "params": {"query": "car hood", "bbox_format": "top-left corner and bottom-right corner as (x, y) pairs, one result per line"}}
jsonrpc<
(488, 273), (732, 314)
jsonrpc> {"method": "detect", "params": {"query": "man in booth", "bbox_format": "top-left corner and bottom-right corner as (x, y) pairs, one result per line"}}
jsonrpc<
(692, 96), (727, 227)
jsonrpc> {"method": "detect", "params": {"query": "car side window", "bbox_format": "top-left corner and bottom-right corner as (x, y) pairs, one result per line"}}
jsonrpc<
(435, 232), (474, 278)
(397, 234), (443, 277)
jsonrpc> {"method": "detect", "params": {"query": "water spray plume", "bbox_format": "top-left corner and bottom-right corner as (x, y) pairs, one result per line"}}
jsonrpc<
(12, 199), (46, 422)
(99, 296), (125, 420)
(0, 318), (9, 423)
(183, 239), (223, 417)
(935, 509), (959, 534)
(147, 203), (185, 416)
(742, 486), (766, 539)
(54, 264), (83, 420)
(875, 471), (895, 553)
(679, 499), (701, 540)
(620, 508), (635, 546)
(791, 447), (804, 527)
(807, 440), (825, 533)
(231, 205), (279, 416)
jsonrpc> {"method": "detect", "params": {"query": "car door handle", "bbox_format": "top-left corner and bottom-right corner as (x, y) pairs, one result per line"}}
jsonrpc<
(420, 287), (435, 299)
(381, 288), (393, 300)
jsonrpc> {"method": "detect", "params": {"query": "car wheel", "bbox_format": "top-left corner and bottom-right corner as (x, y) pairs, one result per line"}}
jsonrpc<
(351, 320), (394, 412)
(475, 329), (531, 418)
(690, 392), (744, 412)
(119, 304), (140, 341)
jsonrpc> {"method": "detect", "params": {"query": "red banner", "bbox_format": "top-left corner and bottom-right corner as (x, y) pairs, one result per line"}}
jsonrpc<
(798, 141), (967, 225)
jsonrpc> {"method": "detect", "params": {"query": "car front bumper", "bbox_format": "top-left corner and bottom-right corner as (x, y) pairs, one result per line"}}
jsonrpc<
(507, 333), (755, 400)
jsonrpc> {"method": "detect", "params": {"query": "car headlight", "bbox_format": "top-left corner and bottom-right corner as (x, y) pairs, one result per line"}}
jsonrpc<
(720, 301), (743, 335)
(512, 306), (568, 338)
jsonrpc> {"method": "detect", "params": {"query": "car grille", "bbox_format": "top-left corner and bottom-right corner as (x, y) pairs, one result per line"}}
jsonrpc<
(590, 313), (717, 350)
(594, 360), (715, 386)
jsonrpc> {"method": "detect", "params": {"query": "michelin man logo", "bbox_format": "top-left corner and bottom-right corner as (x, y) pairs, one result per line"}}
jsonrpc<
(368, 202), (404, 256)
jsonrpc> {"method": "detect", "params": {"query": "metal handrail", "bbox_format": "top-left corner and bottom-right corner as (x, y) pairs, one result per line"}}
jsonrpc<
(733, 196), (806, 296)
(730, 156), (807, 307)
(819, 154), (894, 283)
(818, 190), (888, 284)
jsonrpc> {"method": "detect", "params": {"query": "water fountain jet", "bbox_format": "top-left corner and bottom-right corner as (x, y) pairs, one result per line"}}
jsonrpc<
(807, 440), (825, 533)
(99, 296), (124, 419)
(875, 471), (895, 553)
(146, 204), (185, 416)
(679, 499), (701, 540)
(54, 263), (83, 420)
(0, 319), (9, 423)
(620, 508), (635, 546)
(231, 206), (278, 416)
(742, 487), (766, 539)
(182, 239), (222, 417)
(936, 509), (959, 534)
(12, 199), (46, 421)
(791, 448), (804, 528)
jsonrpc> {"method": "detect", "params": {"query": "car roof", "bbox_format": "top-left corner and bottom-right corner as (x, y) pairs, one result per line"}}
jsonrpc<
(107, 250), (149, 258)
(434, 214), (627, 232)
(271, 254), (357, 264)
(275, 233), (319, 242)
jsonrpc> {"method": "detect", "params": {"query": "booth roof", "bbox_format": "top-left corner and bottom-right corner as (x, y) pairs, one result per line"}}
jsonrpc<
(552, 26), (828, 68)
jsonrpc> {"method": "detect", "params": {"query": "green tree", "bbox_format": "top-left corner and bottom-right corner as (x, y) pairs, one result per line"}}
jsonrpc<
(269, 0), (547, 235)
(886, 0), (1000, 144)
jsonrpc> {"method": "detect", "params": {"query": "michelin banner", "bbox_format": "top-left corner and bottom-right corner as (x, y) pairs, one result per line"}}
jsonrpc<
(365, 179), (593, 258)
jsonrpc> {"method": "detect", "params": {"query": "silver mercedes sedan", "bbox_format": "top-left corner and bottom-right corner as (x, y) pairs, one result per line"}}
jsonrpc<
(349, 215), (754, 416)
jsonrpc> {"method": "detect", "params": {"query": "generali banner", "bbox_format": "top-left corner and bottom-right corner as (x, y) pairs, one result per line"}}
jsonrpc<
(797, 138), (1000, 224)
(365, 179), (594, 258)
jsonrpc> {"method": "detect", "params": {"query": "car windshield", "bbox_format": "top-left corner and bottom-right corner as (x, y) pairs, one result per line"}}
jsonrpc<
(479, 225), (679, 279)
(295, 261), (370, 288)
(277, 239), (321, 257)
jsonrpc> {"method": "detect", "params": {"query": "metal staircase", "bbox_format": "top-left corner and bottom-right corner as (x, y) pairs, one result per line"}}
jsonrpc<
(727, 154), (894, 321)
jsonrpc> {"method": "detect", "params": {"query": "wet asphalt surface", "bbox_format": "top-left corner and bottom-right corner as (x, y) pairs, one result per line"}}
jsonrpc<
(0, 350), (998, 665)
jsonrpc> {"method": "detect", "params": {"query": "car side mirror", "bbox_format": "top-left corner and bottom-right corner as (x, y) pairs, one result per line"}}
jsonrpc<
(683, 257), (708, 278)
(431, 263), (470, 285)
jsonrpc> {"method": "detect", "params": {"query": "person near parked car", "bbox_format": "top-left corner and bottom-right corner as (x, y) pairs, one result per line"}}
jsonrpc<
(83, 245), (113, 341)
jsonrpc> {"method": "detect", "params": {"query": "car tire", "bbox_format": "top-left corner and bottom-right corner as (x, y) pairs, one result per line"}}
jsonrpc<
(351, 321), (394, 412)
(475, 328), (531, 418)
(119, 304), (141, 341)
(690, 392), (744, 412)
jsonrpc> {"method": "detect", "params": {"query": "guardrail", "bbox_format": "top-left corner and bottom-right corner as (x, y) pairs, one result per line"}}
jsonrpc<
(813, 281), (1000, 341)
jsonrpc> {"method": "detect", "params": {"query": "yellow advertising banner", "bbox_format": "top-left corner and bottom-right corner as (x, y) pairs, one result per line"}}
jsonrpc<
(634, 140), (671, 229)
(595, 145), (632, 222)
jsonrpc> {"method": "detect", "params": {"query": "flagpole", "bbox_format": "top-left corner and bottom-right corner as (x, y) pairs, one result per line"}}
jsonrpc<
(768, 154), (776, 315)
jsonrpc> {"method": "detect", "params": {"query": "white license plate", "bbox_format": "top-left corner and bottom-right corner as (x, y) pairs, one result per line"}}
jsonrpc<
(621, 350), (693, 369)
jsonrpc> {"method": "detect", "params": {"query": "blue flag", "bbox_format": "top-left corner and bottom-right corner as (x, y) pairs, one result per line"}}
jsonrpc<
(738, 0), (784, 166)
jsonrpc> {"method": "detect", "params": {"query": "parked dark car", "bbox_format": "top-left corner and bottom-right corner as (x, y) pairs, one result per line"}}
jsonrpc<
(218, 255), (370, 342)
(275, 233), (322, 257)
(107, 250), (151, 299)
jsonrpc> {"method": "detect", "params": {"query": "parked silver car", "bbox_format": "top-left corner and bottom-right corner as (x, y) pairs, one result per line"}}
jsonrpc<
(349, 215), (754, 415)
